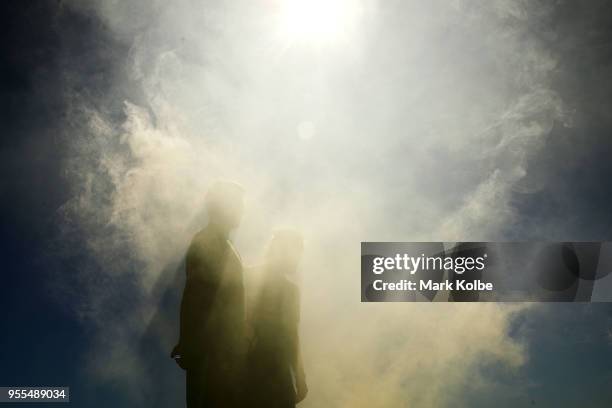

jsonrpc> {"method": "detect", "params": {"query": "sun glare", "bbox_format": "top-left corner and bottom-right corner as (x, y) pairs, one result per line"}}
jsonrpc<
(278, 0), (357, 44)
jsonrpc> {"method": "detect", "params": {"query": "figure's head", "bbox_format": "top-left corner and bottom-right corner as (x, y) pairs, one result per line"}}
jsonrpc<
(266, 229), (304, 275)
(205, 180), (244, 230)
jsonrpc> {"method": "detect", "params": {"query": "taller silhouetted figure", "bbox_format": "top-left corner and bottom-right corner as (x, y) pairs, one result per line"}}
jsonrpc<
(171, 181), (246, 408)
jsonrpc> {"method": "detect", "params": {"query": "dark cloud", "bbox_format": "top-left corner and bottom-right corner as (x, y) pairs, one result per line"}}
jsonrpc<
(506, 1), (612, 240)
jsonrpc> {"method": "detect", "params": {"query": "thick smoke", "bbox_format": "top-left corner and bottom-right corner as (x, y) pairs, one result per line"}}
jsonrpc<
(60, 0), (568, 406)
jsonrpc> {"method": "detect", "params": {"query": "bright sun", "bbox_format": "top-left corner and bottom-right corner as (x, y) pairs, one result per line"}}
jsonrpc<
(278, 0), (357, 44)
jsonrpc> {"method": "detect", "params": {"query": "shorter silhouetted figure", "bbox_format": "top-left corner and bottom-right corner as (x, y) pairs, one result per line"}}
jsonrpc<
(171, 181), (246, 408)
(245, 229), (308, 407)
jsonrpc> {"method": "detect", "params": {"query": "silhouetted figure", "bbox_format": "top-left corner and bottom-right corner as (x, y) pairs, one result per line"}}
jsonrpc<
(171, 181), (246, 408)
(245, 230), (308, 407)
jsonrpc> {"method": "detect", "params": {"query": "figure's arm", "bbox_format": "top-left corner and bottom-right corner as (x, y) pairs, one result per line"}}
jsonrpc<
(291, 288), (308, 403)
(173, 242), (219, 367)
(294, 334), (308, 402)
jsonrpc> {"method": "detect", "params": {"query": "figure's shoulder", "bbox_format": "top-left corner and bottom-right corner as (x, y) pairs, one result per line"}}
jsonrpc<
(188, 228), (223, 256)
(191, 227), (214, 245)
